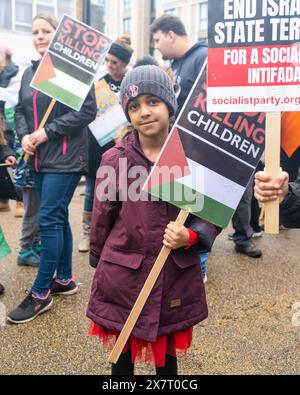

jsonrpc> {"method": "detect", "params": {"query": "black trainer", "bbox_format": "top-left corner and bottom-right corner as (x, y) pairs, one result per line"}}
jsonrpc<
(235, 242), (262, 258)
(7, 291), (53, 324)
(51, 279), (78, 296)
(0, 282), (5, 295)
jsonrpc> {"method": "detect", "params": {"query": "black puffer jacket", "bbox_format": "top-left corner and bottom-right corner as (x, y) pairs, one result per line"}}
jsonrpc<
(280, 167), (300, 228)
(15, 60), (97, 173)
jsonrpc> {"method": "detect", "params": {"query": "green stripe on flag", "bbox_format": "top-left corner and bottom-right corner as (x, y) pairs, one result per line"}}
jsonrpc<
(0, 227), (11, 260)
(149, 181), (234, 228)
(34, 81), (84, 111)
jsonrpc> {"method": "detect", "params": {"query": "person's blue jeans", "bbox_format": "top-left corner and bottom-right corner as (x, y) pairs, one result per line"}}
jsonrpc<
(200, 252), (209, 276)
(32, 172), (81, 296)
(84, 176), (96, 212)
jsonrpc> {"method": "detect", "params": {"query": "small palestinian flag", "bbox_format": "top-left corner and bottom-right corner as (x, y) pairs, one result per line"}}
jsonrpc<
(0, 226), (11, 260)
(144, 128), (245, 228)
(31, 52), (93, 111)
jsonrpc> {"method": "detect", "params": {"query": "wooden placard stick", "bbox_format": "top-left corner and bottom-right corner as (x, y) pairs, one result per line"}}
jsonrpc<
(108, 209), (190, 364)
(0, 163), (13, 167)
(264, 112), (281, 234)
(24, 98), (56, 161)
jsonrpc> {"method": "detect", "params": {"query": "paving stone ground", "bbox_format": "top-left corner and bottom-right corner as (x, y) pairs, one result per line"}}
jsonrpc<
(1, 185), (300, 375)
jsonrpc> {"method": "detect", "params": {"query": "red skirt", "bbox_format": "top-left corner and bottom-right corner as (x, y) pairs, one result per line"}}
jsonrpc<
(89, 321), (193, 367)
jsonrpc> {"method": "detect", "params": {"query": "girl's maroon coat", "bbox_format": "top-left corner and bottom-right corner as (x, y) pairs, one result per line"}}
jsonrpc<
(87, 132), (219, 342)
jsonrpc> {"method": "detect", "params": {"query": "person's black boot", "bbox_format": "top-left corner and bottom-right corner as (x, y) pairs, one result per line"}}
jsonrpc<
(0, 282), (5, 295)
(235, 242), (262, 258)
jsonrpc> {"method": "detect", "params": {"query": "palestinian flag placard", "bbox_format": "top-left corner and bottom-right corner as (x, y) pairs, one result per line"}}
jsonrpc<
(31, 15), (112, 111)
(89, 79), (129, 146)
(144, 62), (265, 228)
(207, 0), (300, 113)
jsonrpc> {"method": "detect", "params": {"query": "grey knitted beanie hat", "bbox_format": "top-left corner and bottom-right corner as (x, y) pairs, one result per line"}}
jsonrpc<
(120, 65), (178, 121)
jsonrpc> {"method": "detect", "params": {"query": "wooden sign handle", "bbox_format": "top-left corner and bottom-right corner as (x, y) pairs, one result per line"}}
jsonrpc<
(24, 98), (56, 161)
(108, 209), (190, 364)
(0, 163), (13, 167)
(264, 112), (281, 234)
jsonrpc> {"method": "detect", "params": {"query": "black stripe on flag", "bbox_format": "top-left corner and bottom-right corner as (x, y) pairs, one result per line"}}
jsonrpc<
(50, 53), (92, 85)
(178, 128), (253, 187)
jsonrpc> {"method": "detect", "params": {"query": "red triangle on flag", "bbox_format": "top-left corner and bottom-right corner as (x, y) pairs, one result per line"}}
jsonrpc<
(145, 127), (190, 190)
(32, 52), (56, 85)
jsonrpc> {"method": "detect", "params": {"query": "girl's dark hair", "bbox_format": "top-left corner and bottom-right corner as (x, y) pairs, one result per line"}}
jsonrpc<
(32, 14), (58, 30)
(150, 14), (187, 36)
(134, 55), (159, 68)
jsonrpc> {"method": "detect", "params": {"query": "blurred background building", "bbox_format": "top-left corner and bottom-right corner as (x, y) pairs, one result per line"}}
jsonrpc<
(0, 0), (208, 67)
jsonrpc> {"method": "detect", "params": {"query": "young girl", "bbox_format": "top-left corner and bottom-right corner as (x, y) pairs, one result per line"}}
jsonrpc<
(87, 65), (219, 375)
(78, 35), (134, 253)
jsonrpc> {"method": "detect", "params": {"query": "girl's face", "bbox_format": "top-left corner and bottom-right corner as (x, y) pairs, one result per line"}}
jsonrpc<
(32, 18), (55, 57)
(128, 95), (170, 139)
(105, 54), (127, 81)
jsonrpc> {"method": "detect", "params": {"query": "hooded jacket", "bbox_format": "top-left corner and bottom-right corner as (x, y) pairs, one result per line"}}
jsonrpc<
(87, 131), (219, 341)
(172, 39), (207, 112)
(15, 60), (97, 173)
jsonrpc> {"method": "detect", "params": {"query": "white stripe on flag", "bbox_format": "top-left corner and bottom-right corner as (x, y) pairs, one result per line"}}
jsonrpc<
(49, 68), (90, 99)
(176, 158), (245, 209)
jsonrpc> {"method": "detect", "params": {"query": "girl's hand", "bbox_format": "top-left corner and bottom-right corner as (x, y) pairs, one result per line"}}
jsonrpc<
(21, 135), (36, 155)
(29, 128), (48, 147)
(254, 171), (289, 203)
(163, 221), (189, 250)
(5, 155), (17, 167)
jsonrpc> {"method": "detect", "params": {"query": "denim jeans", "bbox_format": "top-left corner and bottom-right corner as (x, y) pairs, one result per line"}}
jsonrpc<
(32, 172), (81, 296)
(84, 176), (95, 212)
(200, 252), (209, 275)
(19, 187), (40, 251)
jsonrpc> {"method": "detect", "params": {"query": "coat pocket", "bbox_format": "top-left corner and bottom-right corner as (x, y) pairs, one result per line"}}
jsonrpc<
(100, 247), (144, 270)
(96, 248), (144, 309)
(171, 248), (199, 269)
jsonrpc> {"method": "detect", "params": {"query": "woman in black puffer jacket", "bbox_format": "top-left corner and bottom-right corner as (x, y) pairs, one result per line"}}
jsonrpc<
(7, 14), (97, 324)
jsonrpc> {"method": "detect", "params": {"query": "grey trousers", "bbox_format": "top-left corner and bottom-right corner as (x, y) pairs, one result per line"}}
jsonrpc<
(19, 188), (40, 251)
(232, 177), (254, 247)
